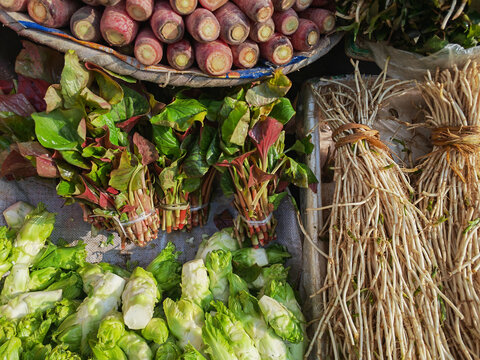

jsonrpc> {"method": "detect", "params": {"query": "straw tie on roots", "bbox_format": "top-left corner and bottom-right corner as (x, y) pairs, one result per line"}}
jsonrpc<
(333, 123), (390, 153)
(416, 62), (480, 360)
(309, 61), (454, 360)
(431, 126), (480, 150)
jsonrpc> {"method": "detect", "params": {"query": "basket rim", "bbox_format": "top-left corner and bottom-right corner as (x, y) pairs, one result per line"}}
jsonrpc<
(0, 9), (343, 87)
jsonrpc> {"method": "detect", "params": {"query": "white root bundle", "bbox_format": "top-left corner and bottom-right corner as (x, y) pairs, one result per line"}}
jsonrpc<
(309, 63), (456, 360)
(415, 62), (480, 360)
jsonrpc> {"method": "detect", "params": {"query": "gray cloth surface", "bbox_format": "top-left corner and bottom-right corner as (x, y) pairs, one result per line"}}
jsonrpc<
(0, 177), (303, 281)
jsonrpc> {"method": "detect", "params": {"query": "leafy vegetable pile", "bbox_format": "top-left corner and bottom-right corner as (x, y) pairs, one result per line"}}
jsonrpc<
(0, 202), (305, 360)
(0, 44), (316, 247)
(0, 45), (159, 247)
(337, 0), (480, 55)
(150, 70), (317, 246)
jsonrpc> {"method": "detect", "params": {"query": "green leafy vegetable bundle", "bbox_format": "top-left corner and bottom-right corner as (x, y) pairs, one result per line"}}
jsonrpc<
(212, 71), (317, 246)
(337, 0), (480, 55)
(149, 103), (218, 232)
(0, 201), (306, 360)
(0, 44), (316, 247)
(147, 70), (316, 245)
(0, 48), (160, 247)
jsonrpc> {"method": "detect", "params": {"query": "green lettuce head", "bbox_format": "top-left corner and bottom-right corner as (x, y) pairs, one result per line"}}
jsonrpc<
(163, 298), (204, 351)
(195, 229), (239, 261)
(155, 340), (182, 360)
(142, 318), (169, 345)
(258, 295), (303, 343)
(181, 259), (212, 310)
(205, 250), (232, 303)
(97, 311), (125, 349)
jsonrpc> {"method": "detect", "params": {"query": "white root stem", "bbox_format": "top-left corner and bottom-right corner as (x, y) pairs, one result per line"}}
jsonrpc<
(416, 62), (480, 360)
(309, 62), (453, 359)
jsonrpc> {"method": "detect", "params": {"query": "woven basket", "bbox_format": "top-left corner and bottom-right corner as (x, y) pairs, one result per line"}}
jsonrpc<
(0, 9), (343, 87)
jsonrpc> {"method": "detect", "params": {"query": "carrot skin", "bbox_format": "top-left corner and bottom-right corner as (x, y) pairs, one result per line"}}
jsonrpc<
(231, 40), (259, 69)
(271, 0), (295, 11)
(272, 8), (299, 35)
(232, 0), (273, 22)
(292, 0), (312, 11)
(134, 28), (163, 65)
(195, 40), (233, 76)
(198, 0), (227, 11)
(186, 8), (220, 43)
(28, 0), (80, 28)
(259, 33), (293, 65)
(249, 18), (275, 43)
(126, 0), (154, 21)
(169, 0), (197, 15)
(100, 2), (139, 46)
(289, 18), (319, 51)
(166, 39), (195, 70)
(299, 8), (335, 33)
(0, 0), (28, 12)
(214, 2), (250, 45)
(70, 6), (102, 42)
(150, 2), (184, 43)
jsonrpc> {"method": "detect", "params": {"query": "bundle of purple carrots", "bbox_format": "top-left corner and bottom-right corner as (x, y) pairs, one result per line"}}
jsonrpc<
(1, 0), (335, 75)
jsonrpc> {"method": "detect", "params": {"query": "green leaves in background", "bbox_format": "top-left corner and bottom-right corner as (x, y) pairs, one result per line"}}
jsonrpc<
(32, 108), (85, 151)
(245, 70), (292, 107)
(219, 98), (250, 150)
(282, 157), (318, 189)
(269, 98), (295, 125)
(151, 98), (207, 132)
(152, 126), (181, 158)
(60, 51), (90, 109)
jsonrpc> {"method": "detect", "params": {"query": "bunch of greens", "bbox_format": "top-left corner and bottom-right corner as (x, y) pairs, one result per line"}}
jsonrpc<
(212, 71), (316, 246)
(148, 70), (315, 245)
(0, 47), (160, 247)
(149, 98), (219, 232)
(337, 0), (480, 55)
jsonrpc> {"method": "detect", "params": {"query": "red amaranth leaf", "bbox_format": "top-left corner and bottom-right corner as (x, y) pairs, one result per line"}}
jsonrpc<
(95, 130), (126, 151)
(17, 141), (50, 157)
(117, 115), (142, 133)
(216, 151), (255, 185)
(0, 80), (14, 95)
(120, 205), (136, 213)
(17, 142), (58, 178)
(133, 132), (159, 166)
(247, 163), (275, 188)
(75, 176), (100, 205)
(99, 191), (114, 209)
(276, 180), (289, 193)
(15, 41), (63, 83)
(17, 75), (50, 112)
(217, 150), (255, 172)
(106, 186), (119, 195)
(248, 117), (283, 162)
(0, 94), (35, 117)
(36, 157), (59, 178)
(0, 148), (36, 180)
